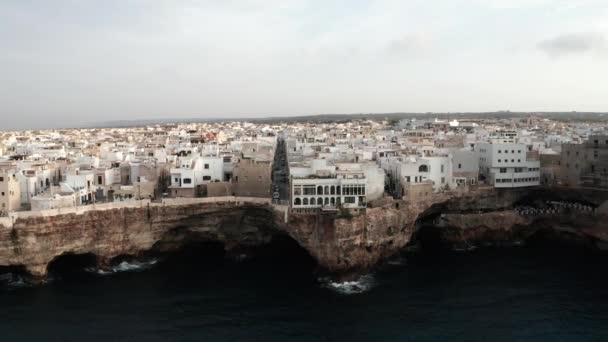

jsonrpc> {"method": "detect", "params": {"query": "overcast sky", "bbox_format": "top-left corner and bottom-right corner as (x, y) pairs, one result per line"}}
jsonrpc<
(1, 0), (607, 130)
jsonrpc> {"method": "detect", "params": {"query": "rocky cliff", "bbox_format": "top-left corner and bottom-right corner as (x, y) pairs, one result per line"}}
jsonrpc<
(1, 188), (607, 282)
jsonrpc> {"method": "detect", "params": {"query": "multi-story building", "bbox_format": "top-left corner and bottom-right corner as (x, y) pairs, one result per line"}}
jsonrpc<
(476, 140), (540, 188)
(0, 170), (21, 214)
(560, 135), (608, 188)
(291, 173), (367, 210)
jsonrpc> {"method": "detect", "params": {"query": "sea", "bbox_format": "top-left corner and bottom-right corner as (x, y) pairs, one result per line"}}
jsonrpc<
(1, 238), (608, 341)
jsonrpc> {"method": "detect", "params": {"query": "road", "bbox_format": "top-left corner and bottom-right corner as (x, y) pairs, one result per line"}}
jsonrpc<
(271, 137), (289, 204)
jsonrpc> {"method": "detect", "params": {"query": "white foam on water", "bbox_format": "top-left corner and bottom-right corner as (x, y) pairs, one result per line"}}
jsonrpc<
(0, 273), (31, 289)
(86, 259), (158, 275)
(112, 259), (158, 273)
(387, 256), (406, 266)
(319, 274), (376, 295)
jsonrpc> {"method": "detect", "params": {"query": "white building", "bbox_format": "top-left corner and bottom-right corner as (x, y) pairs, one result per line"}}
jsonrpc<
(476, 141), (540, 188)
(31, 190), (76, 211)
(290, 159), (376, 210)
(421, 155), (453, 191)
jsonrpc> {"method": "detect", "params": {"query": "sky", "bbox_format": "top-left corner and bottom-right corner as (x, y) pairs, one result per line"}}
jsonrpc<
(1, 0), (607, 130)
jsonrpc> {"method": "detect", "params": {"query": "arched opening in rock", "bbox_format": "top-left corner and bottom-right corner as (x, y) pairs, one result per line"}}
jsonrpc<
(525, 228), (593, 252)
(148, 228), (317, 276)
(249, 233), (316, 269)
(47, 253), (98, 278)
(0, 265), (29, 286)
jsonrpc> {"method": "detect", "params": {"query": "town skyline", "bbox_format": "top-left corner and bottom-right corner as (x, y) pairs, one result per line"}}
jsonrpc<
(2, 0), (608, 130)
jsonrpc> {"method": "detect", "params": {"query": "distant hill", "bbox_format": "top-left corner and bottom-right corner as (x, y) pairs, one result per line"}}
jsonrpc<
(90, 112), (608, 129)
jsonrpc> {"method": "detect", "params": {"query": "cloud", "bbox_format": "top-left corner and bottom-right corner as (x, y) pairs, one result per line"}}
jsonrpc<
(538, 32), (607, 57)
(386, 33), (434, 57)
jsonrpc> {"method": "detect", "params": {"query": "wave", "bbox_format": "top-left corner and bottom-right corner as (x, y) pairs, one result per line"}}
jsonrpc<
(0, 273), (32, 289)
(386, 256), (407, 266)
(319, 274), (376, 295)
(86, 259), (159, 276)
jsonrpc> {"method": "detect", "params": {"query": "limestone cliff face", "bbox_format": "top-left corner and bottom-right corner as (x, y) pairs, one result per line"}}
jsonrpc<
(0, 202), (281, 279)
(1, 188), (607, 281)
(285, 206), (416, 273)
(423, 209), (607, 250)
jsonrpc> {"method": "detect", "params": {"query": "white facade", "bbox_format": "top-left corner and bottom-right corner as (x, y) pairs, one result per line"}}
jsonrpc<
(31, 192), (76, 211)
(291, 175), (367, 209)
(476, 142), (540, 188)
(421, 156), (453, 191)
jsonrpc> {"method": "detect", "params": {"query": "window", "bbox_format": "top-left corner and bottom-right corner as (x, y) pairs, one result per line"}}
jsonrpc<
(518, 150), (521, 153)
(418, 165), (428, 172)
(458, 163), (462, 169)
(203, 176), (211, 181)
(1, 192), (4, 196)
(223, 157), (231, 163)
(500, 168), (507, 173)
(517, 159), (521, 163)
(175, 178), (179, 183)
(511, 150), (514, 153)
(204, 164), (209, 169)
(441, 177), (445, 184)
(303, 185), (316, 195)
(303, 198), (309, 205)
(441, 164), (444, 173)
(511, 159), (514, 162)
(0, 177), (3, 182)
(294, 198), (301, 205)
(344, 196), (356, 203)
(498, 150), (502, 153)
(183, 178), (192, 184)
(498, 159), (501, 163)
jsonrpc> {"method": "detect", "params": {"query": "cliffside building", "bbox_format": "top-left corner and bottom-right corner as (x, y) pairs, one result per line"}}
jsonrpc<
(560, 135), (608, 188)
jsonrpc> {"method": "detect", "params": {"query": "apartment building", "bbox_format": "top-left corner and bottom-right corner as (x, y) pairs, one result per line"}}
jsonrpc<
(476, 140), (540, 188)
(560, 135), (608, 188)
(0, 170), (21, 214)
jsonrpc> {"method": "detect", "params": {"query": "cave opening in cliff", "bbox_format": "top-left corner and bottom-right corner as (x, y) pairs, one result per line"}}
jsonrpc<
(249, 234), (317, 270)
(146, 231), (318, 279)
(0, 265), (28, 286)
(525, 228), (595, 253)
(47, 253), (98, 278)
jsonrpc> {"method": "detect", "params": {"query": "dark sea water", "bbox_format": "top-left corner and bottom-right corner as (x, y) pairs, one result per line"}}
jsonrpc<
(2, 241), (608, 342)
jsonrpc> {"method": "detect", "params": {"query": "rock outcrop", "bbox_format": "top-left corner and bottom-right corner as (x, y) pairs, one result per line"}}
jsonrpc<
(0, 188), (607, 282)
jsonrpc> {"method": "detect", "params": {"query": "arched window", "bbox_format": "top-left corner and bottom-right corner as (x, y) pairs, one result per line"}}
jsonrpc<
(324, 186), (329, 195)
(317, 186), (323, 194)
(310, 198), (316, 205)
(303, 198), (309, 205)
(324, 198), (329, 205)
(330, 197), (335, 205)
(336, 186), (341, 195)
(318, 197), (323, 206)
(294, 198), (301, 205)
(419, 165), (429, 172)
(330, 186), (335, 195)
